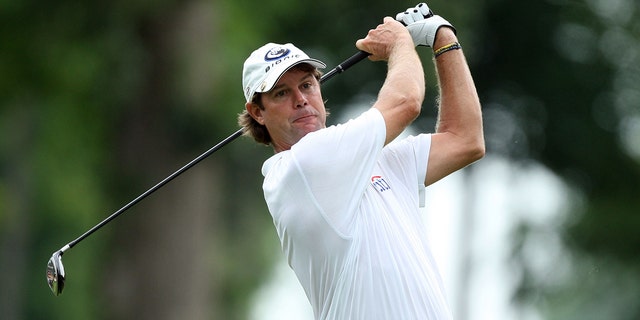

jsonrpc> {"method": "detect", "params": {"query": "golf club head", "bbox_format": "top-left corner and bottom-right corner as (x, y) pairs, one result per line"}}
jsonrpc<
(46, 251), (65, 296)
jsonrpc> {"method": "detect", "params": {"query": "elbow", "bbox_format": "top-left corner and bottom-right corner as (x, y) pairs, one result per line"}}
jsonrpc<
(396, 82), (424, 118)
(390, 91), (422, 121)
(409, 97), (422, 120)
(466, 136), (485, 163)
(404, 91), (424, 119)
(471, 143), (486, 162)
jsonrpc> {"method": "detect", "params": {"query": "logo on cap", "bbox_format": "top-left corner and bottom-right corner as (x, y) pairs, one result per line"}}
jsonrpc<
(265, 46), (291, 61)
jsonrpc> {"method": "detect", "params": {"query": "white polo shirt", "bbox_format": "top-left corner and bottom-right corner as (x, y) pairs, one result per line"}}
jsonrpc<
(261, 108), (452, 320)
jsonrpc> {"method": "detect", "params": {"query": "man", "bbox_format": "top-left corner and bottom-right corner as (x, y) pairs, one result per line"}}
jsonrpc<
(238, 3), (484, 319)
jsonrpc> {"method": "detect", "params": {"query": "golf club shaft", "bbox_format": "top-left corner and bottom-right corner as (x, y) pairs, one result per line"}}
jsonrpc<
(58, 50), (370, 254)
(61, 128), (244, 253)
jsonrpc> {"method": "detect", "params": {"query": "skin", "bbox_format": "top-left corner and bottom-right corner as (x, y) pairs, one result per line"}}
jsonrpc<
(423, 24), (485, 186)
(246, 16), (484, 186)
(245, 71), (327, 153)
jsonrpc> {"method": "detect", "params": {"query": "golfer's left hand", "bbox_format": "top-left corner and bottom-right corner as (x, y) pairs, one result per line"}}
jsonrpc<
(395, 2), (456, 47)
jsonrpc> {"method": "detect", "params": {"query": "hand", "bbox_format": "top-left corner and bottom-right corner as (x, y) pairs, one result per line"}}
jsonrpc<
(355, 17), (414, 61)
(395, 3), (456, 48)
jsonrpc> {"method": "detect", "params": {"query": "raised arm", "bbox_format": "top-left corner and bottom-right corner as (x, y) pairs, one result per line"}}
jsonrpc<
(356, 4), (484, 185)
(355, 17), (425, 145)
(425, 27), (485, 186)
(392, 3), (484, 186)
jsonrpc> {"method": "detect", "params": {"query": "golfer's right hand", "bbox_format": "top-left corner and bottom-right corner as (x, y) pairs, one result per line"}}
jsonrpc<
(355, 17), (414, 62)
(396, 3), (455, 48)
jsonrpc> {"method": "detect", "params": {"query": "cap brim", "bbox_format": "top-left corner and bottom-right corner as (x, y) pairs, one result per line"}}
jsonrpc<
(256, 58), (326, 94)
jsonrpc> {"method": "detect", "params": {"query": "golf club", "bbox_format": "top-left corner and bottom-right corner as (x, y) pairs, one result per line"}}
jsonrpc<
(46, 2), (437, 295)
(46, 49), (370, 296)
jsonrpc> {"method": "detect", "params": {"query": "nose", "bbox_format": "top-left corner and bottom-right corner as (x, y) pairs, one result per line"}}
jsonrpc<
(293, 90), (307, 108)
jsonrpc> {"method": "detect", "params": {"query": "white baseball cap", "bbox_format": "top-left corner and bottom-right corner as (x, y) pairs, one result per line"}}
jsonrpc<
(242, 43), (326, 103)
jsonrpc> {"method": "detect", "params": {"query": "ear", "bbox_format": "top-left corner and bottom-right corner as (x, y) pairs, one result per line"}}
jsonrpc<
(245, 102), (265, 125)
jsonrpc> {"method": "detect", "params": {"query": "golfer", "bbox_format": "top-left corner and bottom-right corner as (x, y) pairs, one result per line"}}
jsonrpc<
(238, 3), (484, 319)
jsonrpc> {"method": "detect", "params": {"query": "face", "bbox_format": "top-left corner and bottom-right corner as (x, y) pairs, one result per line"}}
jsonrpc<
(246, 67), (326, 152)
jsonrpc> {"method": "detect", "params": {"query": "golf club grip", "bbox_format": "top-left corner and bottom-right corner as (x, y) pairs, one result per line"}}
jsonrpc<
(320, 51), (370, 84)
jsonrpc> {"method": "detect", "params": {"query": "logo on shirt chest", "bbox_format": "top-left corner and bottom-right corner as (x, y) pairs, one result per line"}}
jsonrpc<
(371, 175), (391, 192)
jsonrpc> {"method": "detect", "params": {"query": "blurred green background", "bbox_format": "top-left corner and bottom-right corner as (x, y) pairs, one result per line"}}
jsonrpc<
(1, 0), (639, 319)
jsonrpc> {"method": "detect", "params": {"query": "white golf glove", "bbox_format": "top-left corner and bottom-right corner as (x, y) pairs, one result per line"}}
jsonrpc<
(395, 3), (456, 48)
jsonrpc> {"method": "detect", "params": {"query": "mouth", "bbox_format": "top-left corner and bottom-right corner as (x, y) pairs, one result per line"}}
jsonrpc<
(293, 114), (317, 123)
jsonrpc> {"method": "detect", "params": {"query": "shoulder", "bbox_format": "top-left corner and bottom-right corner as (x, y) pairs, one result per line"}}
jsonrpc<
(303, 108), (385, 145)
(383, 133), (431, 155)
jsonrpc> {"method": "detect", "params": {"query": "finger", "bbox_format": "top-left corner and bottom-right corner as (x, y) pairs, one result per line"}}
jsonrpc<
(395, 12), (405, 23)
(355, 38), (373, 59)
(355, 38), (365, 50)
(397, 7), (416, 25)
(408, 8), (423, 22)
(416, 3), (431, 17)
(385, 16), (406, 31)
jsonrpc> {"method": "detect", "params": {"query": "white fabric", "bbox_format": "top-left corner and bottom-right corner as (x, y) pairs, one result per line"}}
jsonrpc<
(242, 43), (326, 102)
(261, 108), (452, 320)
(395, 3), (454, 48)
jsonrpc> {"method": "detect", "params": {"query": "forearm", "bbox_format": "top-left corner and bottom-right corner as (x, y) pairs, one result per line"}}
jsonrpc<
(423, 28), (484, 185)
(374, 43), (425, 144)
(355, 17), (430, 144)
(378, 41), (425, 116)
(433, 29), (483, 147)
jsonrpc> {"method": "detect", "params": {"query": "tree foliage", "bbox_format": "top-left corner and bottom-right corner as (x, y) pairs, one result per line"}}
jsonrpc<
(1, 0), (639, 319)
(471, 0), (640, 318)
